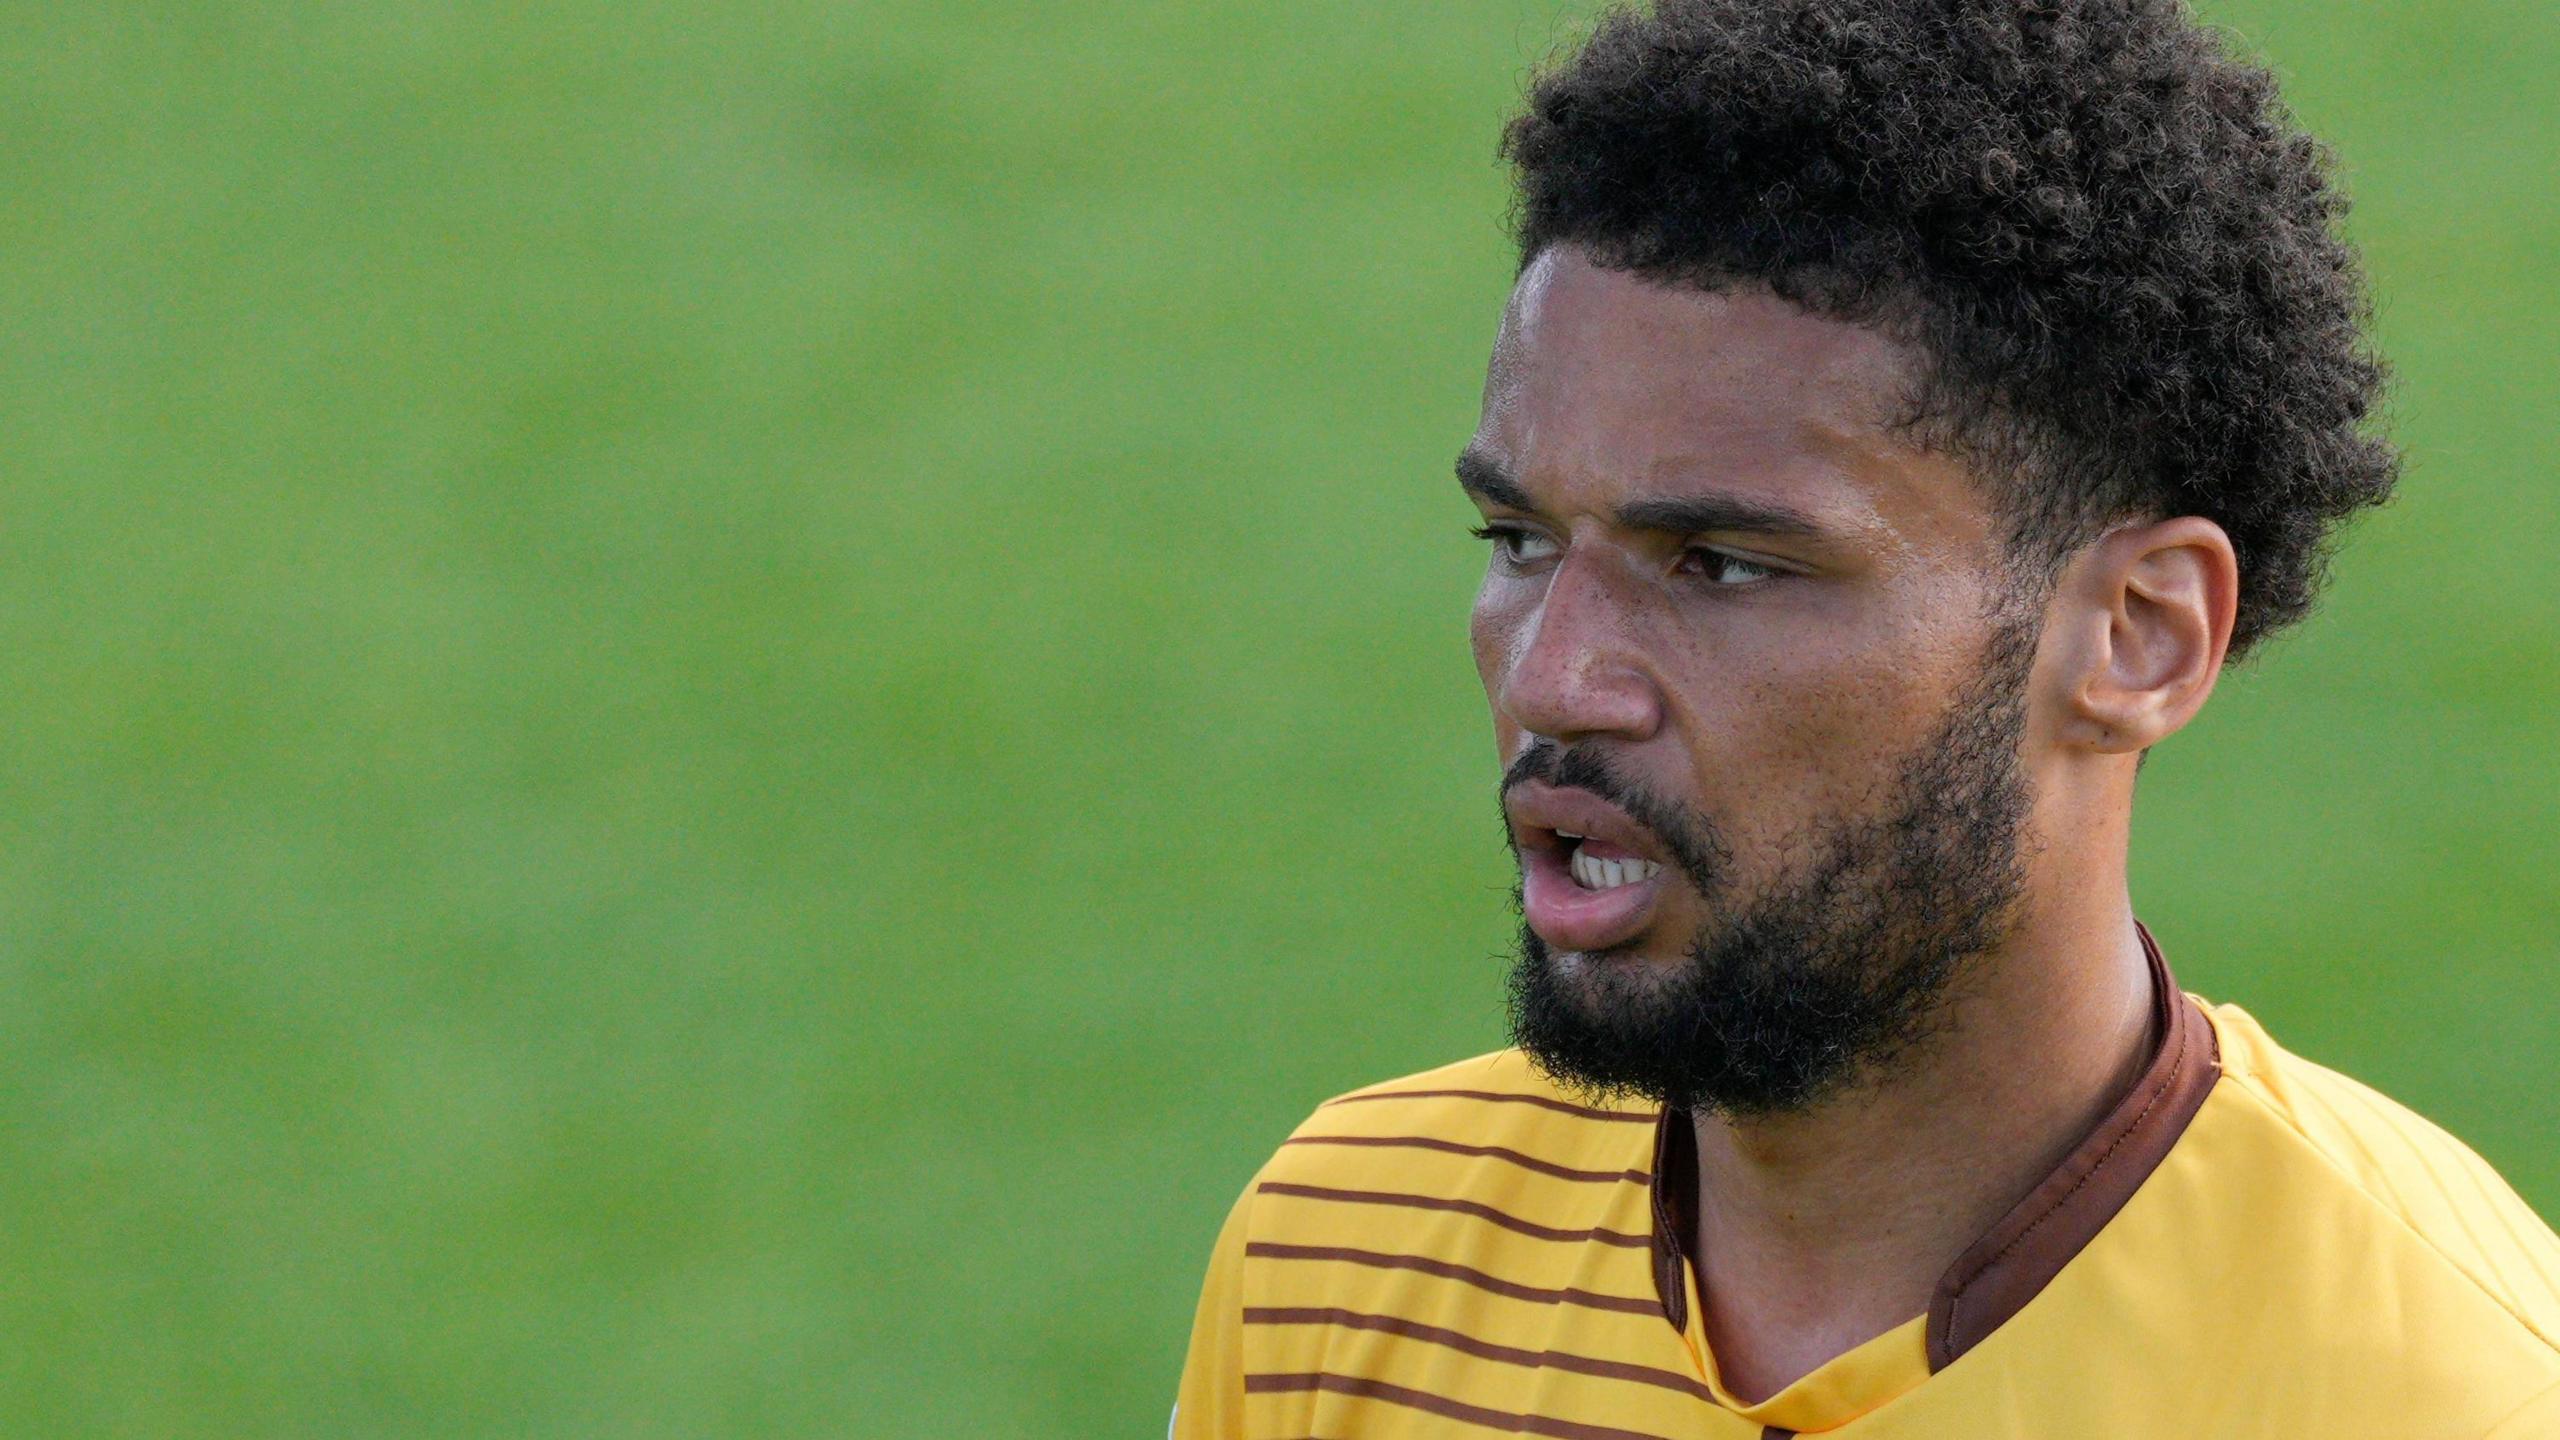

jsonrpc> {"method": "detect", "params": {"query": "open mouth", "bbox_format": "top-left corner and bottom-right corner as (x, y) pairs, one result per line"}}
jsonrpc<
(1504, 781), (1676, 952)
(1558, 829), (1664, 891)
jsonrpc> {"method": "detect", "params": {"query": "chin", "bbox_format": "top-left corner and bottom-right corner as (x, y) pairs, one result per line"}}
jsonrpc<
(1536, 936), (1643, 984)
(1517, 930), (1694, 1033)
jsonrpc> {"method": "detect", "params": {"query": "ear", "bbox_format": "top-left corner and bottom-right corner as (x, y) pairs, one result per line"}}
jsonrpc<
(2048, 517), (2239, 755)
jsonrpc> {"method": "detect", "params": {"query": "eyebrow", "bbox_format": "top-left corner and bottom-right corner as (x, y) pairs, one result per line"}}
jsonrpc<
(1455, 448), (1829, 540)
(1454, 448), (1535, 510)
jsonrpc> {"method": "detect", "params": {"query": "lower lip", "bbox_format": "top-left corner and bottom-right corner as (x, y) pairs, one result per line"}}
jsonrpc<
(1520, 845), (1665, 952)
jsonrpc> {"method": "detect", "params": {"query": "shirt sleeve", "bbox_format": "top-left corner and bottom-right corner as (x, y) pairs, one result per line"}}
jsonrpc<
(1169, 1179), (1257, 1440)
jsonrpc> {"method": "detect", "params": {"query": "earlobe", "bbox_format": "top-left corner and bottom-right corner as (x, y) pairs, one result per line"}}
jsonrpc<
(2061, 518), (2239, 755)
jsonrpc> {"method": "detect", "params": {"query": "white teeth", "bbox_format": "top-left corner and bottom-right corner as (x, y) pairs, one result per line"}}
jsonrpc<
(1568, 847), (1661, 890)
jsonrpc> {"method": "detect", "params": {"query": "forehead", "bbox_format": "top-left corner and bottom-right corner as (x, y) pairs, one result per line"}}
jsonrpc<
(1478, 248), (1991, 547)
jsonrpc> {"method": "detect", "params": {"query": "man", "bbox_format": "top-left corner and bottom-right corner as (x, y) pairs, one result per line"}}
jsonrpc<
(1172, 2), (2559, 1437)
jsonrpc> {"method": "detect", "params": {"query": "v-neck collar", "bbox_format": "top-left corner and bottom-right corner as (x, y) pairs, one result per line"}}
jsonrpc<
(1643, 922), (2222, 1431)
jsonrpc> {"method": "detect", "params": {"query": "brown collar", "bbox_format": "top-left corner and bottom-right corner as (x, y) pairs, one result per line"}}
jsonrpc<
(1647, 922), (2222, 1370)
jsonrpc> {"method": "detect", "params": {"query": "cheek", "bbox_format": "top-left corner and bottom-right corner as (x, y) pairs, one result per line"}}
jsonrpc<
(1660, 634), (1944, 843)
(1469, 583), (1520, 698)
(1470, 583), (1544, 756)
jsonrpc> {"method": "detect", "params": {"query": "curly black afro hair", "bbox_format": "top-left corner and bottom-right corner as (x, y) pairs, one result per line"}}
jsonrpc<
(1503, 0), (2396, 656)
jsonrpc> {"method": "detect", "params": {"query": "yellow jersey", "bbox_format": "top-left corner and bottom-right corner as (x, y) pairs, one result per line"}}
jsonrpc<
(1172, 938), (2560, 1437)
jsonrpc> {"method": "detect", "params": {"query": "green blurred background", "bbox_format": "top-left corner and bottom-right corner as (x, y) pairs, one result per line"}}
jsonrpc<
(0, 0), (2551, 1434)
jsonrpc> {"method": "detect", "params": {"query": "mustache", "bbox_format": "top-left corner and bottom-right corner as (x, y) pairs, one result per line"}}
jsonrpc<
(1501, 739), (1728, 892)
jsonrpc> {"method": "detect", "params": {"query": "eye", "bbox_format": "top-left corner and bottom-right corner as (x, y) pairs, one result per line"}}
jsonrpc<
(1470, 524), (1560, 568)
(1680, 546), (1779, 586)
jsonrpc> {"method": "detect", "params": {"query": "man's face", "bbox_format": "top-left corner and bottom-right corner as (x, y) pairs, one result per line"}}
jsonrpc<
(1468, 247), (2043, 1115)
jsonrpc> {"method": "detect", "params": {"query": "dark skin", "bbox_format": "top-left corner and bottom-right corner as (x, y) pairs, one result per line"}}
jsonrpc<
(1466, 247), (2241, 1400)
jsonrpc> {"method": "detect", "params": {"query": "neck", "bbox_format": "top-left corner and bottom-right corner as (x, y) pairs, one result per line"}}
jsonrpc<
(1684, 887), (2158, 1403)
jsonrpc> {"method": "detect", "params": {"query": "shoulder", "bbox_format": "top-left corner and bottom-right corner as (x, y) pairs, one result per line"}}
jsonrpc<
(1262, 1047), (1660, 1179)
(2200, 998), (2560, 1356)
(1294, 1047), (1653, 1132)
(1201, 1054), (1690, 1438)
(1235, 1046), (1663, 1256)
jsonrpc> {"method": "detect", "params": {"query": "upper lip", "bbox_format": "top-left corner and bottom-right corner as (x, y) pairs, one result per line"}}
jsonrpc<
(1504, 779), (1670, 866)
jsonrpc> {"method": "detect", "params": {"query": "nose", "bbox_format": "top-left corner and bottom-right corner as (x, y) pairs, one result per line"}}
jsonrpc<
(1491, 547), (1665, 745)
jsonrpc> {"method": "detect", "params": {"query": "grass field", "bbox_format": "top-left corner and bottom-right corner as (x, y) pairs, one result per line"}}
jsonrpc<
(1, 1), (2553, 1434)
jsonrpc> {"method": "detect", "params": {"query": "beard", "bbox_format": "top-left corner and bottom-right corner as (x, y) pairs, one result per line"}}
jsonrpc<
(1504, 614), (2040, 1118)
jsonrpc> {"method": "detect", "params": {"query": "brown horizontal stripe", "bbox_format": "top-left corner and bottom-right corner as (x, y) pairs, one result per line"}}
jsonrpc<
(1244, 1242), (1659, 1316)
(1257, 1181), (1651, 1248)
(1323, 1088), (1655, 1123)
(1281, 1134), (1651, 1185)
(1245, 1371), (1678, 1440)
(1244, 1306), (1715, 1402)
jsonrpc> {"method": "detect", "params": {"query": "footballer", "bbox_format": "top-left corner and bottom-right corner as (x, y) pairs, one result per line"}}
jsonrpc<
(1171, 1), (2560, 1436)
